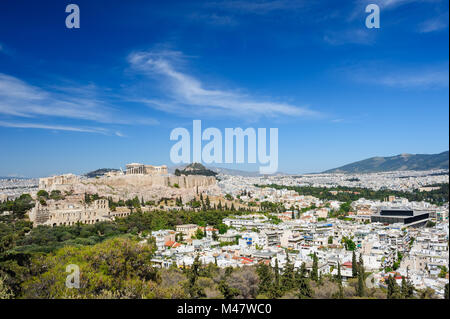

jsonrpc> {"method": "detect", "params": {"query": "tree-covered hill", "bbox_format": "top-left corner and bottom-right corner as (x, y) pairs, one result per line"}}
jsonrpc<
(84, 168), (120, 178)
(175, 163), (217, 177)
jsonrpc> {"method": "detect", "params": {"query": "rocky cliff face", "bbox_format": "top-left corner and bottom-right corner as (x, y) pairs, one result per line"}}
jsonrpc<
(41, 174), (220, 203)
(89, 175), (217, 188)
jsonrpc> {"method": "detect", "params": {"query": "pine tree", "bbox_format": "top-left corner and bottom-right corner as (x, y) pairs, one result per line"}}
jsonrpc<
(84, 192), (91, 205)
(281, 253), (295, 291)
(296, 262), (313, 299)
(386, 275), (401, 299)
(356, 254), (365, 297)
(218, 280), (240, 299)
(401, 269), (415, 299)
(357, 269), (364, 297)
(401, 276), (408, 298)
(185, 255), (206, 299)
(268, 258), (283, 298)
(256, 263), (274, 297)
(218, 266), (239, 299)
(352, 251), (357, 277)
(274, 258), (280, 287)
(336, 262), (344, 298)
(311, 253), (319, 282)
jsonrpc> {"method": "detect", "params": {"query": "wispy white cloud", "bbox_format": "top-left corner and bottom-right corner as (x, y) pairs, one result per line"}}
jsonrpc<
(378, 0), (442, 9)
(0, 73), (106, 120)
(354, 0), (441, 11)
(323, 29), (375, 46)
(189, 13), (239, 26)
(348, 0), (443, 22)
(206, 0), (308, 15)
(418, 12), (449, 32)
(0, 120), (110, 135)
(115, 131), (125, 137)
(375, 71), (449, 88)
(346, 63), (449, 89)
(0, 73), (159, 128)
(127, 50), (318, 119)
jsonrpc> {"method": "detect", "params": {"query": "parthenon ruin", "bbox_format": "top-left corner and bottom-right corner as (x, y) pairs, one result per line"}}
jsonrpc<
(125, 163), (168, 175)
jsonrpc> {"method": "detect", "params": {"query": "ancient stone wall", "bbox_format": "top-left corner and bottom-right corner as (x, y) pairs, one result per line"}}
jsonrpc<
(36, 173), (220, 206)
(30, 199), (114, 227)
(91, 174), (216, 188)
(38, 174), (79, 190)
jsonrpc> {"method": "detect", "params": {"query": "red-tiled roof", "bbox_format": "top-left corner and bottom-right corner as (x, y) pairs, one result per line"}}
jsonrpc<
(342, 262), (352, 268)
(165, 240), (175, 247)
(165, 240), (181, 248)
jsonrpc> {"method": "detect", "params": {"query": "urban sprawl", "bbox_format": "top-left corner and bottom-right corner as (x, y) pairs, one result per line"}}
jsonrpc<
(0, 164), (448, 299)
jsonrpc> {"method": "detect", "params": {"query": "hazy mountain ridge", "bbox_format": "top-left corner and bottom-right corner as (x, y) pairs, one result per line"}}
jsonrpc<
(323, 151), (449, 173)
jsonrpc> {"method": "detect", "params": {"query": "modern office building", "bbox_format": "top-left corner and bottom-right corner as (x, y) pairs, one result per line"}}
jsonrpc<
(371, 208), (430, 227)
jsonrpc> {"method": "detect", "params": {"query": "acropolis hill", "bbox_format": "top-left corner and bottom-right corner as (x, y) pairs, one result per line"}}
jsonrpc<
(29, 163), (220, 227)
(38, 163), (220, 203)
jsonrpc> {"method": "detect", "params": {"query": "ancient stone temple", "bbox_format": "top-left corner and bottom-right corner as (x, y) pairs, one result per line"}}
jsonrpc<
(125, 163), (168, 175)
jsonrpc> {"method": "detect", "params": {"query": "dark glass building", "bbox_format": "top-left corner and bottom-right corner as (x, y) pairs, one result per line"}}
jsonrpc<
(371, 209), (430, 227)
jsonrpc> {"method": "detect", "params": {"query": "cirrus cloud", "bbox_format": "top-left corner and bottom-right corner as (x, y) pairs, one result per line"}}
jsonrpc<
(128, 50), (319, 119)
(0, 73), (158, 135)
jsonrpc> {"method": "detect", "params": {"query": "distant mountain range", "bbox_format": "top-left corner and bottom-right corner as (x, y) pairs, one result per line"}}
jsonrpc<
(82, 151), (449, 179)
(323, 151), (449, 174)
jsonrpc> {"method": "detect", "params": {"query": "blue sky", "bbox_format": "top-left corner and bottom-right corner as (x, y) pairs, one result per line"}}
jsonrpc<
(0, 0), (448, 177)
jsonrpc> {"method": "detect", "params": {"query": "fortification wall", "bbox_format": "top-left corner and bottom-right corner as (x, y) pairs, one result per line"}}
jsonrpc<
(36, 174), (220, 203)
(91, 174), (217, 188)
